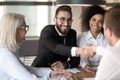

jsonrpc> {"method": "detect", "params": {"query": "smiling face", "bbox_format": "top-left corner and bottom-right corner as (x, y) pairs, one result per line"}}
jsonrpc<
(89, 14), (104, 34)
(54, 11), (72, 34)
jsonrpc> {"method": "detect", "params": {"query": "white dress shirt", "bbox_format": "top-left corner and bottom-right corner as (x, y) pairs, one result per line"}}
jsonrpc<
(77, 31), (108, 69)
(95, 40), (120, 80)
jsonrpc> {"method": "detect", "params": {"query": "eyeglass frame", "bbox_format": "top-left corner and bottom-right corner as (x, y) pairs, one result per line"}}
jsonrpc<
(56, 17), (73, 23)
(18, 25), (29, 31)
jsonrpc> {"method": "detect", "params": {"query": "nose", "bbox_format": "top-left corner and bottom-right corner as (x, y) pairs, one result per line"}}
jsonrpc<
(94, 21), (98, 26)
(63, 20), (69, 26)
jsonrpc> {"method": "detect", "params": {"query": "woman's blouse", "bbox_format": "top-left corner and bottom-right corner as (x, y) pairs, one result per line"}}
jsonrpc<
(77, 31), (108, 69)
(0, 47), (50, 80)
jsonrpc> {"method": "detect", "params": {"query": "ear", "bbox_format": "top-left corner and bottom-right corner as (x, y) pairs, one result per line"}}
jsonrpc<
(108, 28), (112, 37)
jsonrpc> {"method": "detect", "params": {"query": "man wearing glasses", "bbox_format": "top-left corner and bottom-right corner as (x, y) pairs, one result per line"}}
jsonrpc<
(32, 5), (94, 70)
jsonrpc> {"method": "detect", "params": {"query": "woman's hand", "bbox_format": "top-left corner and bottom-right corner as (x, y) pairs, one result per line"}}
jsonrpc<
(50, 70), (63, 78)
(50, 70), (78, 80)
(62, 71), (79, 80)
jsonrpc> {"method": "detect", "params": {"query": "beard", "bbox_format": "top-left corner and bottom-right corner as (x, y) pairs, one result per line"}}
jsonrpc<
(56, 23), (71, 35)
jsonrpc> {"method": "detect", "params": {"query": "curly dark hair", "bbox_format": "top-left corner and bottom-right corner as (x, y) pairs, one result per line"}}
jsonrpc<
(81, 5), (106, 32)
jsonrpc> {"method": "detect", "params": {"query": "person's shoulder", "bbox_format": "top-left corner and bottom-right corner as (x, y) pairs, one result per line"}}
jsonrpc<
(44, 25), (55, 29)
(103, 45), (120, 56)
(110, 46), (120, 56)
(70, 28), (76, 31)
(0, 48), (13, 57)
(102, 46), (120, 65)
(69, 28), (76, 33)
(0, 48), (9, 53)
(78, 31), (88, 38)
(68, 29), (76, 36)
(42, 25), (55, 31)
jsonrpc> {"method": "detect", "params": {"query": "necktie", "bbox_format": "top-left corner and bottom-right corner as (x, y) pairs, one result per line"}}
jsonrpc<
(61, 36), (65, 44)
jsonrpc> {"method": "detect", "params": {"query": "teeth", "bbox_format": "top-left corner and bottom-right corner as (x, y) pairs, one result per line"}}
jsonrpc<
(93, 26), (97, 29)
(62, 26), (67, 29)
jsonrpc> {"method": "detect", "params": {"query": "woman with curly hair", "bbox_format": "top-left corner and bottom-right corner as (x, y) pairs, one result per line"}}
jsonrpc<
(77, 5), (108, 73)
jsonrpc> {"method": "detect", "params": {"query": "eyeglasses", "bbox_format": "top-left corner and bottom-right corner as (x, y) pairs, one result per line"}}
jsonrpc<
(56, 17), (73, 23)
(19, 25), (29, 31)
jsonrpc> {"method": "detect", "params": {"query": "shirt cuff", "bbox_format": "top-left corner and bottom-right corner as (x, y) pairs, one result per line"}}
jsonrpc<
(65, 61), (70, 68)
(71, 47), (77, 57)
(80, 59), (88, 68)
(81, 63), (87, 68)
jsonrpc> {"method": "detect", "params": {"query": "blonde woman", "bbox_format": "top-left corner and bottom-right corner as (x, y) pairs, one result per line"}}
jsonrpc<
(0, 13), (72, 80)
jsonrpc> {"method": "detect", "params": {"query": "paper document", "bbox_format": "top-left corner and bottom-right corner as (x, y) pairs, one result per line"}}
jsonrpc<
(83, 78), (94, 80)
(66, 68), (81, 73)
(33, 68), (52, 77)
(32, 67), (80, 77)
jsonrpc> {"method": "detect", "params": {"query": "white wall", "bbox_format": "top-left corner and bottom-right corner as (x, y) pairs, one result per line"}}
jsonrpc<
(71, 6), (82, 36)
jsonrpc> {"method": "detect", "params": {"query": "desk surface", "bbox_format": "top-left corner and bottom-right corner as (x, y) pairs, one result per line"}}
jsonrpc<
(37, 67), (95, 80)
(73, 66), (95, 80)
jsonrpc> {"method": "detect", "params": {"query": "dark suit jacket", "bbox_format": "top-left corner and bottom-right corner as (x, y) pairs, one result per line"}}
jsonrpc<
(32, 25), (80, 68)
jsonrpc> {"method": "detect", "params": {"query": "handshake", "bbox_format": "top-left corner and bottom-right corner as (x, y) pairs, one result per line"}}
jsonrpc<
(49, 44), (97, 80)
(76, 44), (97, 58)
(50, 44), (97, 70)
(50, 44), (97, 71)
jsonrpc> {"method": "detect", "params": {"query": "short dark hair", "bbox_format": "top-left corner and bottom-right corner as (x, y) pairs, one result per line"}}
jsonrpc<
(104, 5), (120, 38)
(55, 5), (72, 18)
(81, 5), (106, 32)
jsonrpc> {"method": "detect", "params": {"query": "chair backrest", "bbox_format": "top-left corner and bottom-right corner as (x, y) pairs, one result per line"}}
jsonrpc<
(18, 40), (39, 57)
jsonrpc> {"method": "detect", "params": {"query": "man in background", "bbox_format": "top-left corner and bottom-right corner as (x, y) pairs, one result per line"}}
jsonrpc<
(32, 5), (94, 70)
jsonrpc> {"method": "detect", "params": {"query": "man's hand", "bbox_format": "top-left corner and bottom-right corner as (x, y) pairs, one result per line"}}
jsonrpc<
(76, 44), (97, 58)
(83, 44), (97, 54)
(76, 47), (95, 58)
(62, 70), (73, 80)
(51, 61), (65, 71)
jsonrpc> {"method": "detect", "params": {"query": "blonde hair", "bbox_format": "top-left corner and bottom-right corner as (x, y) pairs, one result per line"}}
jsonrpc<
(0, 13), (25, 51)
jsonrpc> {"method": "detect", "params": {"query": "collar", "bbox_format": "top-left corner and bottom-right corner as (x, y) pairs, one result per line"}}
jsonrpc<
(114, 39), (120, 47)
(86, 30), (104, 40)
(55, 26), (66, 36)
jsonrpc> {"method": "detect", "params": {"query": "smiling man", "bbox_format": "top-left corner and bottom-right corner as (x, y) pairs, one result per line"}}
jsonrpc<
(32, 5), (82, 69)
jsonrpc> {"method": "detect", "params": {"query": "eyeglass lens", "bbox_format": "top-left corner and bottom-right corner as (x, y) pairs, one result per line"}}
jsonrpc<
(57, 17), (73, 23)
